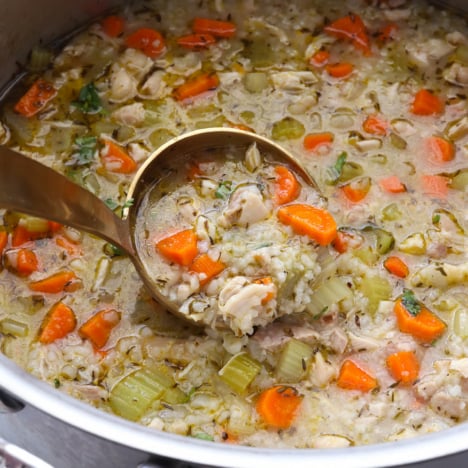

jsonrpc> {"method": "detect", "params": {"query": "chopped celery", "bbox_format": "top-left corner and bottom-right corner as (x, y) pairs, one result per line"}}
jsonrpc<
(28, 45), (53, 72)
(453, 308), (468, 338)
(276, 339), (313, 382)
(339, 162), (363, 183)
(360, 276), (391, 315)
(195, 115), (227, 129)
(243, 73), (269, 93)
(271, 117), (305, 141)
(362, 225), (395, 254)
(307, 277), (353, 317)
(390, 132), (407, 149)
(381, 203), (402, 221)
(450, 169), (468, 191)
(163, 386), (189, 405)
(0, 318), (28, 337)
(218, 352), (261, 393)
(149, 128), (175, 148)
(353, 247), (378, 266)
(21, 216), (49, 233)
(399, 232), (426, 255)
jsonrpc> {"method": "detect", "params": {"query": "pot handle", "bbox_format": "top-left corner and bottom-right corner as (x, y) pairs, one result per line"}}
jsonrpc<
(0, 437), (53, 468)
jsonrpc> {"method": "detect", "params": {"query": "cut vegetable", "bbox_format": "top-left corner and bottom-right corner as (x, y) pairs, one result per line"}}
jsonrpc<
(156, 229), (198, 266)
(276, 339), (313, 382)
(192, 17), (236, 38)
(426, 136), (455, 163)
(383, 256), (409, 278)
(29, 270), (79, 293)
(386, 351), (419, 385)
(101, 15), (125, 37)
(101, 139), (137, 174)
(219, 352), (261, 394)
(14, 79), (57, 117)
(39, 302), (76, 344)
(274, 166), (301, 204)
(125, 28), (165, 58)
(337, 359), (377, 392)
(174, 73), (220, 101)
(341, 177), (371, 203)
(359, 275), (391, 315)
(324, 14), (371, 55)
(362, 115), (388, 136)
(16, 248), (39, 276)
(421, 174), (449, 198)
(177, 33), (216, 49)
(379, 176), (407, 194)
(326, 62), (354, 79)
(310, 49), (330, 67)
(190, 253), (226, 286)
(303, 132), (334, 152)
(411, 89), (444, 116)
(79, 309), (121, 349)
(306, 276), (353, 317)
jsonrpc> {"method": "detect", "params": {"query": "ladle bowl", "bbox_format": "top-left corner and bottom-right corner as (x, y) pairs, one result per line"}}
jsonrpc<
(0, 127), (319, 323)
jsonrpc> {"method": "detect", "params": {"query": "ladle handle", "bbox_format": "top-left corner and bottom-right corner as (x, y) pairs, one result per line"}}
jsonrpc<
(0, 146), (134, 255)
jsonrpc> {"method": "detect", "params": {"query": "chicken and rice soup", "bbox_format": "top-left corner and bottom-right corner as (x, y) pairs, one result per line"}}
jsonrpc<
(0, 0), (468, 448)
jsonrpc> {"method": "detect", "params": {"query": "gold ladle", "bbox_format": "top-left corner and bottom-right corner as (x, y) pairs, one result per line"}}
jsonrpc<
(0, 128), (319, 323)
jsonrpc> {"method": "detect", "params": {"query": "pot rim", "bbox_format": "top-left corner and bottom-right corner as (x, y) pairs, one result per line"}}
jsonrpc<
(1, 354), (467, 467)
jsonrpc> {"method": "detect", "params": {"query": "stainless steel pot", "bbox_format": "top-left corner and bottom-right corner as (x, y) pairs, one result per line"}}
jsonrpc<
(1, 1), (468, 467)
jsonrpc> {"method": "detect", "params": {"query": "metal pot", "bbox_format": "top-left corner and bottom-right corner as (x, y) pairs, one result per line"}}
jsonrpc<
(1, 1), (468, 467)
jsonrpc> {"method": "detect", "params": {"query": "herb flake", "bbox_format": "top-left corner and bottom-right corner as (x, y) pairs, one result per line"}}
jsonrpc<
(72, 82), (102, 114)
(215, 181), (232, 200)
(327, 152), (347, 185)
(68, 136), (98, 166)
(401, 289), (421, 316)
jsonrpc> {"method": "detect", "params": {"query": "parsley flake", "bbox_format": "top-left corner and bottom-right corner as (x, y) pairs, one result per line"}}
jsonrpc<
(215, 181), (232, 200)
(72, 82), (102, 114)
(326, 152), (347, 185)
(67, 136), (97, 166)
(401, 289), (421, 316)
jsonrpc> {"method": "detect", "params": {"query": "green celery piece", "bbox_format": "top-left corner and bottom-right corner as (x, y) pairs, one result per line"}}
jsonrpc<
(306, 276), (353, 317)
(360, 276), (392, 315)
(276, 339), (313, 382)
(218, 352), (261, 394)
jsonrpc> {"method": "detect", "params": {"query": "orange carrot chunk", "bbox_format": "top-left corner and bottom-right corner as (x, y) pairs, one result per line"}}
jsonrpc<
(14, 79), (57, 118)
(309, 49), (330, 67)
(39, 302), (76, 344)
(332, 231), (353, 254)
(326, 62), (354, 79)
(125, 28), (165, 58)
(362, 115), (388, 136)
(174, 73), (220, 101)
(277, 204), (337, 246)
(303, 132), (334, 152)
(156, 229), (198, 266)
(341, 177), (371, 203)
(337, 359), (378, 392)
(177, 33), (216, 49)
(383, 256), (409, 278)
(192, 17), (236, 38)
(274, 166), (301, 205)
(190, 253), (226, 286)
(253, 277), (276, 305)
(256, 385), (303, 429)
(394, 290), (446, 343)
(16, 248), (39, 276)
(79, 309), (121, 349)
(386, 351), (420, 385)
(55, 236), (82, 257)
(0, 231), (8, 256)
(29, 270), (79, 294)
(426, 136), (455, 163)
(101, 15), (125, 37)
(100, 139), (137, 174)
(11, 225), (46, 247)
(378, 23), (398, 42)
(421, 174), (449, 198)
(324, 14), (371, 55)
(379, 175), (407, 194)
(411, 89), (444, 116)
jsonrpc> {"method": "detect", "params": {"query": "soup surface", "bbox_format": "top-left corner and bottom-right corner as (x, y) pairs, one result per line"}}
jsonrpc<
(0, 0), (468, 449)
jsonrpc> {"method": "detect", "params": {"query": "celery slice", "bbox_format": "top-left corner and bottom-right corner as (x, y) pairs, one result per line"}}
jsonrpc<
(218, 352), (261, 394)
(0, 318), (28, 337)
(453, 308), (468, 338)
(307, 277), (353, 317)
(276, 339), (313, 382)
(360, 276), (391, 315)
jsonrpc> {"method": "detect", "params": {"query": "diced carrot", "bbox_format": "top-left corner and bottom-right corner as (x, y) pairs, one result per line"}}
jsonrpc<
(79, 309), (121, 349)
(174, 73), (220, 101)
(332, 231), (352, 253)
(125, 28), (165, 58)
(192, 17), (236, 38)
(324, 14), (371, 55)
(426, 136), (455, 164)
(177, 33), (216, 49)
(256, 385), (303, 429)
(100, 139), (137, 174)
(411, 89), (444, 116)
(337, 359), (378, 392)
(0, 231), (8, 256)
(309, 49), (330, 67)
(190, 253), (226, 286)
(227, 122), (255, 132)
(377, 23), (398, 42)
(14, 79), (57, 118)
(362, 115), (388, 136)
(253, 277), (276, 305)
(29, 270), (80, 294)
(341, 177), (371, 203)
(421, 174), (449, 198)
(394, 293), (446, 343)
(274, 166), (301, 205)
(303, 132), (334, 152)
(386, 351), (419, 385)
(55, 236), (82, 257)
(48, 221), (62, 233)
(277, 204), (337, 246)
(379, 175), (407, 194)
(156, 229), (198, 266)
(11, 225), (46, 247)
(101, 15), (125, 37)
(16, 248), (39, 276)
(39, 301), (76, 344)
(383, 256), (409, 278)
(326, 62), (354, 79)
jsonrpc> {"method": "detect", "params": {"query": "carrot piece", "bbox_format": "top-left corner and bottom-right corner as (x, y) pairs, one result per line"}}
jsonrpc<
(48, 221), (62, 233)
(125, 28), (165, 58)
(274, 166), (301, 205)
(277, 204), (337, 246)
(79, 309), (121, 349)
(55, 236), (82, 257)
(383, 256), (409, 278)
(324, 14), (371, 55)
(39, 301), (76, 344)
(426, 136), (455, 163)
(386, 351), (419, 385)
(337, 359), (378, 392)
(362, 115), (388, 136)
(256, 386), (303, 429)
(379, 175), (407, 194)
(16, 248), (39, 276)
(341, 177), (371, 203)
(190, 253), (226, 286)
(378, 23), (398, 42)
(29, 270), (79, 294)
(156, 229), (198, 266)
(394, 291), (446, 343)
(0, 231), (8, 256)
(227, 122), (255, 132)
(174, 73), (220, 101)
(411, 89), (444, 116)
(177, 33), (216, 49)
(309, 49), (330, 67)
(14, 79), (57, 118)
(253, 277), (276, 305)
(303, 132), (334, 152)
(326, 62), (354, 79)
(100, 139), (137, 174)
(101, 15), (125, 37)
(192, 17), (236, 38)
(332, 231), (352, 254)
(11, 225), (46, 247)
(421, 174), (449, 198)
